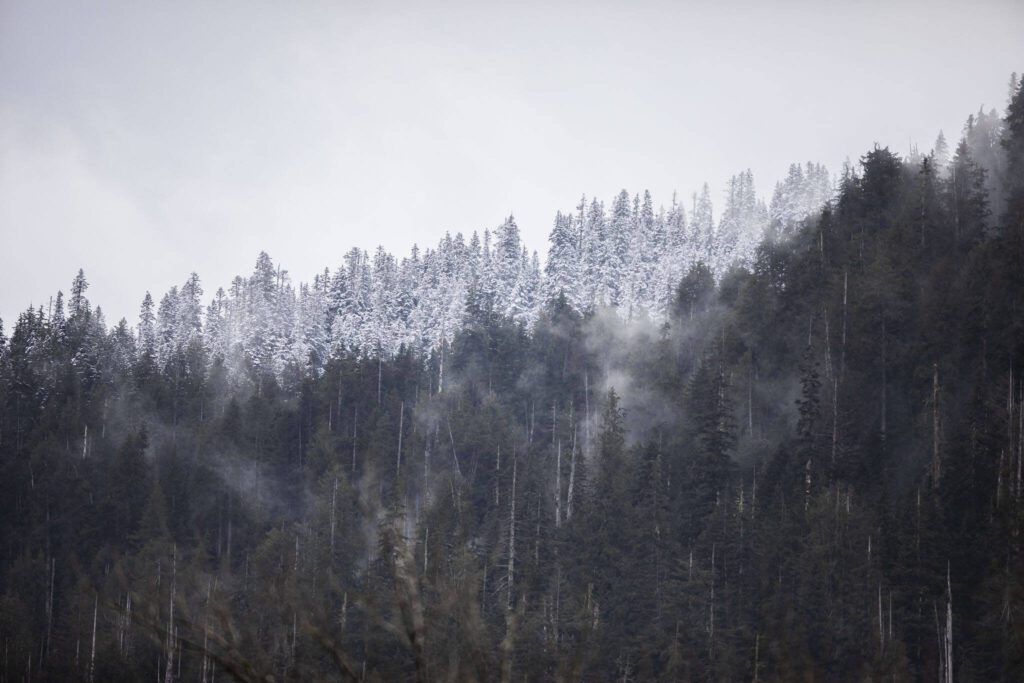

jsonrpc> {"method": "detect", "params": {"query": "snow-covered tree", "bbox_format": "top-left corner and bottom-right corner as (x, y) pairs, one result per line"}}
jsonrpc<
(138, 292), (156, 360)
(544, 211), (582, 311)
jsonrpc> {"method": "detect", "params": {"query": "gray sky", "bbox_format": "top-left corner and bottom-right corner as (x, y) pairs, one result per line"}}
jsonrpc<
(1, 0), (1022, 328)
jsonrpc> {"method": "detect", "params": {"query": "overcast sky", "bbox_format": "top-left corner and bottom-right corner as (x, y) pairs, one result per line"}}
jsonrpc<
(1, 0), (1022, 328)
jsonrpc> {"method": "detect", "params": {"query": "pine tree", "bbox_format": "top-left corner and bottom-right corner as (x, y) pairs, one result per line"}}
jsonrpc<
(947, 139), (990, 245)
(933, 131), (950, 173)
(686, 341), (737, 527)
(545, 211), (582, 312)
(493, 215), (523, 315)
(177, 272), (203, 347)
(156, 287), (179, 368)
(69, 268), (90, 326)
(604, 191), (632, 307)
(1002, 73), (1024, 237)
(653, 193), (688, 318)
(581, 198), (607, 309)
(691, 184), (715, 266)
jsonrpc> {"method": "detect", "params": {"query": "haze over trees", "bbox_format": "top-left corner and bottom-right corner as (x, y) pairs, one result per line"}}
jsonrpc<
(1, 73), (1023, 681)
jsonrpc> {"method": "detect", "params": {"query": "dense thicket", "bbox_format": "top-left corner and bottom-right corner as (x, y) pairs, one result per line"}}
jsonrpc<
(1, 76), (1023, 682)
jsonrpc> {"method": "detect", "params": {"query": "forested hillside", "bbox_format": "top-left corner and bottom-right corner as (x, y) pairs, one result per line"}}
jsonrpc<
(1, 75), (1023, 681)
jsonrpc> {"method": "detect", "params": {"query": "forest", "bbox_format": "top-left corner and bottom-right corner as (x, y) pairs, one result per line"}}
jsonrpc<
(0, 73), (1023, 681)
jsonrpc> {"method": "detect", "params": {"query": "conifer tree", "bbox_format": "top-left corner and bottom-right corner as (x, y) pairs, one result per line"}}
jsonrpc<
(544, 211), (583, 312)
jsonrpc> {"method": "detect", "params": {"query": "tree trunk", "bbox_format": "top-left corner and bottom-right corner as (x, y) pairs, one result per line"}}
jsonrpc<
(330, 477), (338, 556)
(447, 417), (462, 478)
(507, 450), (517, 613)
(945, 564), (954, 683)
(567, 428), (577, 522)
(932, 363), (941, 485)
(881, 315), (887, 447)
(555, 441), (562, 529)
(709, 543), (716, 661)
(396, 401), (404, 476)
(89, 594), (97, 683)
(352, 407), (358, 474)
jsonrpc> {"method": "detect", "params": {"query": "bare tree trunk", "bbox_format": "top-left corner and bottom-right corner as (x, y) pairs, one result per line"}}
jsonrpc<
(481, 564), (488, 616)
(396, 401), (404, 476)
(555, 441), (562, 529)
(164, 545), (176, 683)
(748, 363), (754, 436)
(423, 428), (432, 505)
(507, 450), (517, 613)
(352, 407), (358, 474)
(554, 563), (562, 646)
(495, 446), (501, 508)
(584, 372), (591, 458)
(831, 376), (839, 466)
(89, 593), (97, 683)
(889, 590), (893, 642)
(341, 591), (348, 633)
(200, 582), (211, 683)
(447, 417), (462, 478)
(752, 475), (758, 519)
(998, 449), (1006, 507)
(438, 332), (445, 394)
(120, 592), (132, 659)
(921, 178), (928, 249)
(932, 363), (941, 485)
(534, 498), (541, 567)
(878, 583), (885, 653)
(529, 400), (535, 444)
(1012, 369), (1022, 500)
(552, 402), (557, 451)
(881, 315), (887, 447)
(952, 164), (960, 242)
(330, 477), (338, 556)
(754, 633), (760, 683)
(945, 564), (954, 683)
(1018, 387), (1023, 500)
(841, 269), (848, 377)
(567, 428), (577, 522)
(804, 457), (812, 511)
(824, 308), (832, 379)
(709, 543), (716, 661)
(226, 501), (232, 569)
(45, 558), (54, 662)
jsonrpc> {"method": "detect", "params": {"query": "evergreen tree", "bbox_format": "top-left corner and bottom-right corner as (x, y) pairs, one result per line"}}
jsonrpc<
(933, 130), (950, 173)
(69, 268), (89, 317)
(544, 211), (583, 312)
(947, 139), (990, 245)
